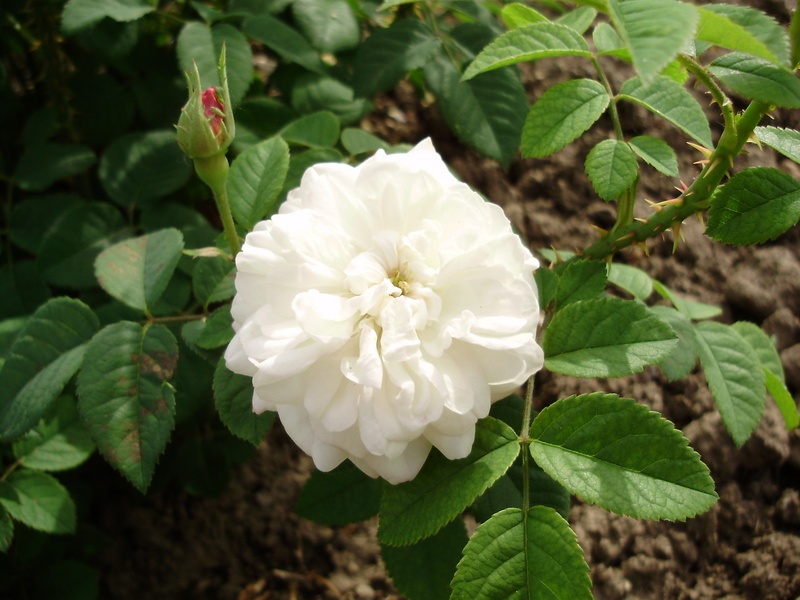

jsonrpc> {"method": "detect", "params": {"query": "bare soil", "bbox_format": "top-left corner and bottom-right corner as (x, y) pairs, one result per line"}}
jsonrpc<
(92, 3), (800, 597)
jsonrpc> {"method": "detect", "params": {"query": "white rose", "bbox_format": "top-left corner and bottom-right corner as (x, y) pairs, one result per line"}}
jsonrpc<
(225, 138), (543, 484)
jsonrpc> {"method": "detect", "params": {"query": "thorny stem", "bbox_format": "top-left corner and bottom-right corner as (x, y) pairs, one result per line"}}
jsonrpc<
(578, 99), (770, 261)
(678, 54), (736, 132)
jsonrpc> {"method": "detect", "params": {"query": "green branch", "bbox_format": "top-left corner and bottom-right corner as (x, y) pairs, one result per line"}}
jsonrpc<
(578, 100), (770, 261)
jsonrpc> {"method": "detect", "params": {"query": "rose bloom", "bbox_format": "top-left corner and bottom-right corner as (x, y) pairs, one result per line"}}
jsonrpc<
(225, 139), (544, 483)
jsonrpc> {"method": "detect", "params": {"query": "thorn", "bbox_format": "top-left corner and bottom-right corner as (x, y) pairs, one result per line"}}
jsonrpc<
(687, 142), (713, 160)
(634, 217), (648, 223)
(696, 211), (706, 228)
(671, 221), (685, 253)
(590, 224), (608, 236)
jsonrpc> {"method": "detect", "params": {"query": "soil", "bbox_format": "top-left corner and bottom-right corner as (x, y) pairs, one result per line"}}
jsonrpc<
(91, 3), (800, 599)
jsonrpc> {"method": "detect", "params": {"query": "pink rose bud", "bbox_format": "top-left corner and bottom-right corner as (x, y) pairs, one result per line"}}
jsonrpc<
(176, 49), (235, 162)
(201, 87), (225, 139)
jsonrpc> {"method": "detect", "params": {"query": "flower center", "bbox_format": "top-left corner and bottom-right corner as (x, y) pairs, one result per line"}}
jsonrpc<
(389, 266), (411, 296)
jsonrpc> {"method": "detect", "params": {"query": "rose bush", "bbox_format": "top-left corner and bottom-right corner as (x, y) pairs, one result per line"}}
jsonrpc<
(225, 139), (544, 483)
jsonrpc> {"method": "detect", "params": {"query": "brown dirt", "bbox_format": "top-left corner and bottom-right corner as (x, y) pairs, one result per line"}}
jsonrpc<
(91, 4), (800, 598)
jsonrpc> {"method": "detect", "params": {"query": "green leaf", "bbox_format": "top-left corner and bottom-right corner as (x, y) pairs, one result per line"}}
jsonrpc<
(694, 321), (766, 447)
(0, 506), (11, 552)
(521, 78), (609, 159)
(0, 262), (52, 320)
(383, 519), (468, 600)
(649, 306), (697, 381)
(585, 139), (638, 201)
(651, 280), (722, 320)
(77, 322), (178, 492)
(593, 21), (627, 57)
(15, 143), (96, 192)
(353, 20), (441, 97)
(764, 369), (799, 431)
(192, 256), (236, 308)
(607, 0), (698, 84)
(700, 4), (790, 67)
(9, 193), (85, 255)
(531, 393), (717, 520)
(556, 6), (597, 35)
(233, 98), (296, 152)
(544, 297), (677, 378)
(37, 203), (129, 290)
(213, 358), (275, 446)
(291, 74), (372, 125)
(554, 259), (607, 308)
(378, 417), (519, 546)
(501, 3), (547, 29)
(176, 23), (253, 106)
(731, 321), (784, 382)
(451, 506), (591, 600)
(708, 53), (800, 108)
(292, 0), (359, 54)
(754, 126), (800, 165)
(619, 76), (714, 149)
(95, 229), (184, 313)
(0, 298), (99, 441)
(195, 305), (234, 349)
(98, 130), (192, 208)
(629, 135), (679, 177)
(341, 128), (389, 156)
(423, 54), (527, 168)
(731, 321), (798, 431)
(706, 167), (800, 245)
(280, 111), (340, 148)
(61, 0), (154, 36)
(12, 397), (95, 472)
(462, 22), (591, 81)
(242, 15), (327, 75)
(607, 262), (653, 300)
(0, 470), (76, 534)
(297, 462), (382, 525)
(534, 267), (558, 309)
(228, 136), (290, 229)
